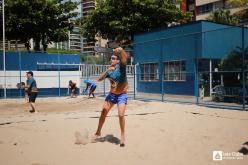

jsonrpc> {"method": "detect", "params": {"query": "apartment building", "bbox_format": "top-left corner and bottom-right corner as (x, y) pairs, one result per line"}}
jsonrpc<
(81, 0), (108, 55)
(46, 0), (106, 54)
(81, 0), (96, 54)
(181, 0), (247, 21)
(56, 0), (98, 53)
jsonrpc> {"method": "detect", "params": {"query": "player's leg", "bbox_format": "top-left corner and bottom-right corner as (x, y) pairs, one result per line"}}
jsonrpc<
(70, 88), (73, 97)
(30, 102), (36, 112)
(117, 93), (128, 147)
(29, 92), (38, 113)
(118, 104), (126, 146)
(72, 88), (76, 97)
(95, 101), (114, 136)
(89, 85), (97, 98)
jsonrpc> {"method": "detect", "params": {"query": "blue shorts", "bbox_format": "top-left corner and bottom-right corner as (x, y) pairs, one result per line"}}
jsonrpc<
(105, 93), (128, 105)
(90, 85), (97, 91)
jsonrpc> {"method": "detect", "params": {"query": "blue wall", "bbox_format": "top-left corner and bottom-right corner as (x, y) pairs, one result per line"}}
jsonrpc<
(134, 22), (202, 64)
(0, 52), (81, 98)
(245, 28), (248, 48)
(134, 21), (203, 95)
(201, 22), (244, 59)
(134, 21), (247, 95)
(0, 52), (80, 71)
(0, 88), (80, 98)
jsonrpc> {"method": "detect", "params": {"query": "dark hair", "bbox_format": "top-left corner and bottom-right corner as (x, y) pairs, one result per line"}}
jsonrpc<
(26, 71), (33, 76)
(111, 54), (120, 60)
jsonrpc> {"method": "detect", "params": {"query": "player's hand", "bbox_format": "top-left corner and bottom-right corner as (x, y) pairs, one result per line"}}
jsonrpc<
(114, 47), (123, 54)
(107, 66), (115, 72)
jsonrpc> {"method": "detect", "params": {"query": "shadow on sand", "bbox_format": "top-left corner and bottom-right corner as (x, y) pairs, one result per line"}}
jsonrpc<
(96, 134), (120, 145)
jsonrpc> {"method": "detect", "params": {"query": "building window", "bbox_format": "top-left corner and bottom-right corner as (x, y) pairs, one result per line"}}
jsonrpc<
(140, 63), (159, 81)
(197, 3), (213, 14)
(213, 1), (224, 10)
(164, 61), (186, 81)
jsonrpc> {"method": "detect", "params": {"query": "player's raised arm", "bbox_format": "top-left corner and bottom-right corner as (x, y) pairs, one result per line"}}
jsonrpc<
(114, 47), (129, 64)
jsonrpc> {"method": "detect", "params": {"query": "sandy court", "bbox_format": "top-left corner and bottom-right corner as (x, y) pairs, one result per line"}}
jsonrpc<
(0, 96), (248, 165)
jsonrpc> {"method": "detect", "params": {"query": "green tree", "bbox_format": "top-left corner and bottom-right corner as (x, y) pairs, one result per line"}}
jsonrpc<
(219, 48), (248, 71)
(227, 0), (248, 23)
(207, 9), (239, 25)
(219, 47), (248, 87)
(5, 0), (78, 51)
(80, 0), (190, 44)
(234, 9), (248, 23)
(226, 0), (248, 6)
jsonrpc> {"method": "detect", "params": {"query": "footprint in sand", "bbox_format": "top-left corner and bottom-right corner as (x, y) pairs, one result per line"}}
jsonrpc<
(74, 129), (89, 145)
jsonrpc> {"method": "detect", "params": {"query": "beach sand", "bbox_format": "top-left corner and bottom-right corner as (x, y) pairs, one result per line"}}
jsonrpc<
(0, 96), (247, 165)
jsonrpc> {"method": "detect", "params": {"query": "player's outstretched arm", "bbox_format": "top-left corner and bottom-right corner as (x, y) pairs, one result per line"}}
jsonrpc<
(97, 71), (108, 82)
(97, 66), (115, 82)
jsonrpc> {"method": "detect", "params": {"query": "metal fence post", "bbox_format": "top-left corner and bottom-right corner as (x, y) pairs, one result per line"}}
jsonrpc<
(195, 34), (199, 105)
(133, 64), (136, 100)
(58, 52), (61, 97)
(103, 79), (106, 96)
(18, 52), (22, 98)
(241, 25), (246, 110)
(2, 0), (6, 99)
(160, 39), (164, 102)
(195, 58), (199, 105)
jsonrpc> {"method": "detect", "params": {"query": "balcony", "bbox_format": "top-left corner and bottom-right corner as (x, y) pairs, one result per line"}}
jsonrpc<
(83, 2), (95, 9)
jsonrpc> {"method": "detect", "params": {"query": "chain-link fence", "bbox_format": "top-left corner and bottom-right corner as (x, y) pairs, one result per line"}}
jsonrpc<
(0, 50), (135, 99)
(0, 24), (247, 110)
(0, 51), (80, 98)
(132, 24), (248, 110)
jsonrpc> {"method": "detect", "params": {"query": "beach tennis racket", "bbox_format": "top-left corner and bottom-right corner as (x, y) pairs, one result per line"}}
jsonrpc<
(16, 82), (25, 89)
